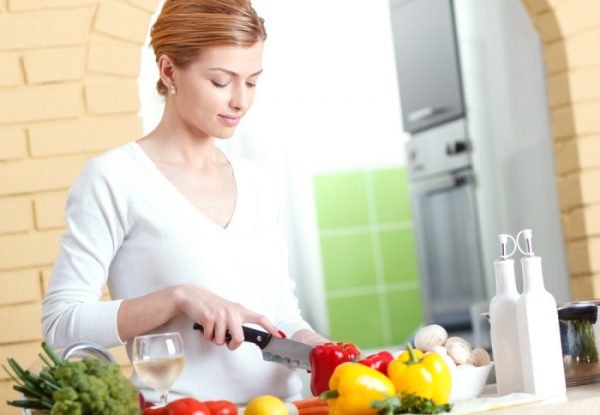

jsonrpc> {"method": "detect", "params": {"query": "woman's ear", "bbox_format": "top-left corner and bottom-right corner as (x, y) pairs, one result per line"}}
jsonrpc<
(157, 54), (176, 89)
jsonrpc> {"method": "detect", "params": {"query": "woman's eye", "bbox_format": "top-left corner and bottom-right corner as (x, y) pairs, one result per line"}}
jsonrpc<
(211, 81), (228, 88)
(246, 82), (257, 88)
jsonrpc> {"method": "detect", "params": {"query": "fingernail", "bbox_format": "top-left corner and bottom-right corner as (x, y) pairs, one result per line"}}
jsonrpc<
(278, 330), (287, 338)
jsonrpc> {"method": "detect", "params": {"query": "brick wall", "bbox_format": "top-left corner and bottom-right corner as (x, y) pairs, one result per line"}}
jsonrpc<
(523, 0), (600, 298)
(0, 0), (160, 412)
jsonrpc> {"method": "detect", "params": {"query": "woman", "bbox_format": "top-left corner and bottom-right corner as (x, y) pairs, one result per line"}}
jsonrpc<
(41, 0), (327, 403)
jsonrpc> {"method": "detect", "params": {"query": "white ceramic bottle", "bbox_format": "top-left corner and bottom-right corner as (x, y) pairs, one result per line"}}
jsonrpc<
(516, 229), (566, 396)
(489, 234), (524, 395)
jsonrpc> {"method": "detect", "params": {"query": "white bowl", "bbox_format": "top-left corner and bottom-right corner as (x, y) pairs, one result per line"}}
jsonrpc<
(449, 363), (493, 403)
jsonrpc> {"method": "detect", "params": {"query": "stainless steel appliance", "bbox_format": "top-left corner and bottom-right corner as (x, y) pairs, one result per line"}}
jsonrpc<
(407, 119), (485, 329)
(389, 0), (571, 338)
(389, 0), (464, 133)
(391, 0), (482, 331)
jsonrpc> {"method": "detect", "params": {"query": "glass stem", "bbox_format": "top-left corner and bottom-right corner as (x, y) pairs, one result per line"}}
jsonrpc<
(159, 391), (169, 407)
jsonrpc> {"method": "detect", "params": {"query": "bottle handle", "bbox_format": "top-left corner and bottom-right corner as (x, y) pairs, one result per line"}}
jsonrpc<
(499, 233), (517, 259)
(516, 229), (534, 256)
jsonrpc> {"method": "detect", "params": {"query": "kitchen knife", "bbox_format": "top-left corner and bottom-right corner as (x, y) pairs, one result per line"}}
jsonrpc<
(192, 323), (312, 370)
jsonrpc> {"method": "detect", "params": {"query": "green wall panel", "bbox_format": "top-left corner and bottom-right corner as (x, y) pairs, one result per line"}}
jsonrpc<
(320, 233), (377, 291)
(386, 288), (424, 345)
(379, 229), (418, 284)
(327, 294), (384, 349)
(315, 167), (423, 348)
(372, 168), (411, 223)
(314, 172), (370, 230)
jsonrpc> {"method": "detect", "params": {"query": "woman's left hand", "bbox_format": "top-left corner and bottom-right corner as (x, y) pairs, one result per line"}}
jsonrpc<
(291, 329), (330, 346)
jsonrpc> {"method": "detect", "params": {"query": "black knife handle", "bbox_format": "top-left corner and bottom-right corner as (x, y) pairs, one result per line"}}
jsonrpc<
(192, 323), (272, 349)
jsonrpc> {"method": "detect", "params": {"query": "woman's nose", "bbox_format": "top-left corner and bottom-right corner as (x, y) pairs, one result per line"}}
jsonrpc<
(229, 83), (249, 112)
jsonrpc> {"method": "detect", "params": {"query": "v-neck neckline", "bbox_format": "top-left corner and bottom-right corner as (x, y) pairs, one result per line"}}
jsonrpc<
(129, 141), (239, 232)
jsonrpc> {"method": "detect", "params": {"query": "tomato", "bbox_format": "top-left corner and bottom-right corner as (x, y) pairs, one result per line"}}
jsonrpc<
(165, 398), (211, 415)
(144, 407), (165, 415)
(244, 395), (288, 415)
(205, 400), (238, 415)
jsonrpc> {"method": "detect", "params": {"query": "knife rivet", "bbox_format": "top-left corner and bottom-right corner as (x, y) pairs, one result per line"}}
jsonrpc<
(257, 336), (263, 341)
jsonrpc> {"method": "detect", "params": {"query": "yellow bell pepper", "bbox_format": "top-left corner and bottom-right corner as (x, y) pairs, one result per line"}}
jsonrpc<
(387, 344), (452, 405)
(320, 362), (395, 415)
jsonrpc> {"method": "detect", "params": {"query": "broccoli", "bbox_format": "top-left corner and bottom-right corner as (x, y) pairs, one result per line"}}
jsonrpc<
(5, 342), (141, 415)
(51, 359), (141, 415)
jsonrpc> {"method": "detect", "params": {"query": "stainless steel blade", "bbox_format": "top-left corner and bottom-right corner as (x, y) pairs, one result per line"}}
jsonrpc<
(261, 336), (312, 370)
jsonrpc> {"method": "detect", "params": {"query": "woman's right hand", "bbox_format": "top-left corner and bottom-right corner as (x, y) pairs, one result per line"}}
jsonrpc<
(174, 284), (281, 350)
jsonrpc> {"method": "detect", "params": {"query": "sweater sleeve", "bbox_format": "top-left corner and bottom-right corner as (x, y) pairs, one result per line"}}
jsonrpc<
(41, 157), (129, 349)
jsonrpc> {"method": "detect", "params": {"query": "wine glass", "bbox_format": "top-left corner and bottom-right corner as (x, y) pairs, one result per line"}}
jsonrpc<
(132, 332), (185, 406)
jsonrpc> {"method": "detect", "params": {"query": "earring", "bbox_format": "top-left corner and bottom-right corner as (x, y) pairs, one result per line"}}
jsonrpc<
(170, 84), (177, 95)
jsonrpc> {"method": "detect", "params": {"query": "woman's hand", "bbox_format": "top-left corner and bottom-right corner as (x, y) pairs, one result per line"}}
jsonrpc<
(291, 329), (330, 347)
(174, 284), (281, 350)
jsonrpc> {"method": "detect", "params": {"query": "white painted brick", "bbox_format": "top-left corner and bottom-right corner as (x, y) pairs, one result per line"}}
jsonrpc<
(0, 7), (93, 50)
(8, 0), (94, 11)
(33, 191), (67, 230)
(0, 83), (83, 124)
(0, 196), (31, 234)
(564, 27), (600, 70)
(125, 0), (161, 13)
(553, 102), (600, 138)
(0, 153), (90, 196)
(0, 229), (63, 269)
(0, 127), (27, 161)
(87, 34), (141, 77)
(0, 269), (41, 305)
(0, 52), (23, 86)
(0, 303), (42, 343)
(23, 46), (85, 84)
(85, 79), (140, 114)
(28, 115), (142, 156)
(94, 0), (152, 44)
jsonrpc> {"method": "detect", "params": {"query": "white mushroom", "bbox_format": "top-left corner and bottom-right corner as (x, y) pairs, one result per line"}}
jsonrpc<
(444, 336), (471, 350)
(447, 341), (472, 365)
(414, 324), (448, 352)
(455, 363), (476, 370)
(432, 345), (448, 355)
(471, 347), (491, 367)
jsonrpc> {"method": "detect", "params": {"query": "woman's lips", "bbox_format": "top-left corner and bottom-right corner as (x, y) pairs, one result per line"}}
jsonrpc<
(218, 114), (240, 127)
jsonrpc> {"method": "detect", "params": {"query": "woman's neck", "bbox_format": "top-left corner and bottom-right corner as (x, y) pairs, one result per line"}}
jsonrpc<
(139, 108), (226, 170)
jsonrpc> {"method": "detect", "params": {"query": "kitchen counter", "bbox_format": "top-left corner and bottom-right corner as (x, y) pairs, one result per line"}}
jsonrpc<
(463, 383), (600, 414)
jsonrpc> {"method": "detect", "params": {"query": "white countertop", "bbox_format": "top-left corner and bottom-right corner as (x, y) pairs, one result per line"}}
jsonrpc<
(453, 383), (600, 414)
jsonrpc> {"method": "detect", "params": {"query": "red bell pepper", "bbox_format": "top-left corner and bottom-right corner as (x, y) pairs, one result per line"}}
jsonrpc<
(309, 341), (361, 396)
(357, 351), (394, 375)
(165, 398), (211, 415)
(204, 400), (238, 415)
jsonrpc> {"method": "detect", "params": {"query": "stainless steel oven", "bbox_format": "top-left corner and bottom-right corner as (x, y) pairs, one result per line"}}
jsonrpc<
(407, 119), (486, 330)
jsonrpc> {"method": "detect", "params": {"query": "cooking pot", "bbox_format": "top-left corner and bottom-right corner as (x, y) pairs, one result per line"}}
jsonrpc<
(483, 300), (600, 387)
(557, 300), (600, 386)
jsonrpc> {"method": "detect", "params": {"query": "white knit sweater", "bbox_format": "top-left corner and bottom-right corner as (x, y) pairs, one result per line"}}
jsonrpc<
(41, 142), (312, 403)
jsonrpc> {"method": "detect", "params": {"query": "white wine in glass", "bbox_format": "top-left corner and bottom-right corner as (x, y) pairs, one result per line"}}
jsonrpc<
(132, 332), (185, 406)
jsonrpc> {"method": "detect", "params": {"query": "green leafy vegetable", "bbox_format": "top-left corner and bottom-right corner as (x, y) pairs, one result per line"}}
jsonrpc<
(371, 392), (452, 414)
(570, 320), (599, 364)
(4, 342), (141, 415)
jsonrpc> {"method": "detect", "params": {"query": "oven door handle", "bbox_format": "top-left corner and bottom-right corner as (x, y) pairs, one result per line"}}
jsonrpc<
(414, 171), (474, 195)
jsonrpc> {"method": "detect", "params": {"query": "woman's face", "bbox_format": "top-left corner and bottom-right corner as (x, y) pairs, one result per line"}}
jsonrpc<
(170, 42), (264, 139)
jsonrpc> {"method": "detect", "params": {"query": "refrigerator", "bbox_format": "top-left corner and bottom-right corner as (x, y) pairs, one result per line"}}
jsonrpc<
(388, 0), (570, 342)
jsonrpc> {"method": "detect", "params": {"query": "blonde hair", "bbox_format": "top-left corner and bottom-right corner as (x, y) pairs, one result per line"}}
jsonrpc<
(150, 0), (267, 96)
